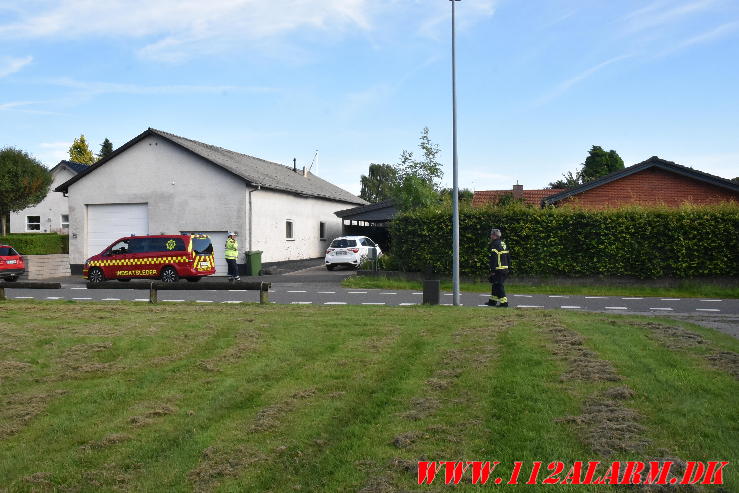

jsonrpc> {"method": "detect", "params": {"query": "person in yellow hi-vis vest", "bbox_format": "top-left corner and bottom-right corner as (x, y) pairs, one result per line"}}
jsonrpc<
(225, 232), (240, 282)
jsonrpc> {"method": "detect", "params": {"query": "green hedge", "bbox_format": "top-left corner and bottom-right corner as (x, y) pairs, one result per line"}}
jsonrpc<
(0, 233), (69, 255)
(390, 204), (739, 279)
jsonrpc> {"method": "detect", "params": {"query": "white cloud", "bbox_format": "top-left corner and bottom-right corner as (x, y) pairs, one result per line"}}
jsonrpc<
(534, 54), (632, 106)
(0, 1), (495, 62)
(659, 20), (739, 55)
(0, 55), (32, 77)
(36, 141), (71, 166)
(46, 77), (277, 96)
(622, 0), (718, 33)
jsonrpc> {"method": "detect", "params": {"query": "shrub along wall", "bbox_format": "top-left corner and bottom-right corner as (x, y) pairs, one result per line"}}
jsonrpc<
(0, 233), (69, 255)
(390, 204), (739, 279)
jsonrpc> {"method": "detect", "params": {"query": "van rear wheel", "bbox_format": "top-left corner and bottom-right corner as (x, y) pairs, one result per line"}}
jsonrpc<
(161, 266), (179, 283)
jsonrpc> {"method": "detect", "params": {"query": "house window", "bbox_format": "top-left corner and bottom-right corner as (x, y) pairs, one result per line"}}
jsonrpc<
(61, 214), (69, 229)
(319, 222), (326, 240)
(286, 220), (294, 240)
(26, 216), (41, 231)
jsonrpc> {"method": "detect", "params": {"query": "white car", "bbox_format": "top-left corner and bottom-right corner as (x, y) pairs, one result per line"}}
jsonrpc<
(325, 236), (382, 270)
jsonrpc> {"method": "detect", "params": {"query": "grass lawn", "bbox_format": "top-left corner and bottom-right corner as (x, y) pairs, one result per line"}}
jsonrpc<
(1, 301), (737, 492)
(343, 275), (739, 299)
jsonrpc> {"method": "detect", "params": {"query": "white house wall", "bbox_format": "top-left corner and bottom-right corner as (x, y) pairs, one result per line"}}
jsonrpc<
(249, 188), (344, 262)
(67, 135), (247, 265)
(10, 166), (75, 233)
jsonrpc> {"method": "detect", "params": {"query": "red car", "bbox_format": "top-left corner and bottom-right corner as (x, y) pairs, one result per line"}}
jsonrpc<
(0, 245), (25, 282)
(83, 234), (216, 283)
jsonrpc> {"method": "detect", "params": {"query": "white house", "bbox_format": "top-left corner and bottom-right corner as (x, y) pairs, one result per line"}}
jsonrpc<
(55, 128), (367, 275)
(10, 160), (88, 233)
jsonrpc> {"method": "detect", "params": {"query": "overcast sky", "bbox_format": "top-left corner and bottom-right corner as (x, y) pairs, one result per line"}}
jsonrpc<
(1, 0), (738, 194)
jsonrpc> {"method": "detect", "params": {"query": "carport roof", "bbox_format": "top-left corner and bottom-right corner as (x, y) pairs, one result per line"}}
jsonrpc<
(55, 128), (367, 205)
(335, 199), (397, 221)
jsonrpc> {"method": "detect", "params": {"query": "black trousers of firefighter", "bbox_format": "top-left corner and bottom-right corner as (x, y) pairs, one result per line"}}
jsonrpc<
(489, 270), (509, 306)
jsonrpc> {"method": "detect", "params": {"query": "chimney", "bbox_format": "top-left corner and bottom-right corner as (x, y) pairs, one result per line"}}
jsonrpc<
(293, 158), (297, 172)
(512, 182), (523, 200)
(302, 166), (307, 176)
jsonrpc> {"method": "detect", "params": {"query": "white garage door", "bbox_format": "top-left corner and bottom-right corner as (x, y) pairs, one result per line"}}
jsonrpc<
(182, 231), (228, 276)
(87, 204), (148, 258)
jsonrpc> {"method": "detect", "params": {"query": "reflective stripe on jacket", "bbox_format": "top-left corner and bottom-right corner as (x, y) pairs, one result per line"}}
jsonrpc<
(225, 238), (238, 260)
(489, 239), (510, 271)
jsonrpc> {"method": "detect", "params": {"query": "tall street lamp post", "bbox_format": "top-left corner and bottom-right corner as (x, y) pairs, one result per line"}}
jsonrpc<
(451, 0), (461, 306)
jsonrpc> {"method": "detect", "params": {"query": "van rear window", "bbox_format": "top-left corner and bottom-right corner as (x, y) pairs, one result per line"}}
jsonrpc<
(330, 239), (357, 248)
(192, 237), (213, 255)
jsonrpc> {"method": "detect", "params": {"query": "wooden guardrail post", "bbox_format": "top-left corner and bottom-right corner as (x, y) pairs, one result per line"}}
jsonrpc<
(0, 286), (5, 301)
(259, 282), (269, 304)
(149, 282), (158, 304)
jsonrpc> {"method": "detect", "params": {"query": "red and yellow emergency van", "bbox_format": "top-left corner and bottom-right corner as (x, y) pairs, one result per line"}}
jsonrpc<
(83, 234), (216, 283)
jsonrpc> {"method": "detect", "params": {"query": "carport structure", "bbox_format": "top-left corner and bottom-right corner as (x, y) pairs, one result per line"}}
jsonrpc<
(334, 199), (397, 253)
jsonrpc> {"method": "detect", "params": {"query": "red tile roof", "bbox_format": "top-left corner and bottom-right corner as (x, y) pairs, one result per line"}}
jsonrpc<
(472, 189), (564, 207)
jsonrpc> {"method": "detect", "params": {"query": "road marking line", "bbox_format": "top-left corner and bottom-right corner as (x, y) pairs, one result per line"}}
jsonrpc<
(196, 300), (213, 303)
(73, 297), (92, 300)
(399, 302), (417, 306)
(318, 291), (336, 294)
(441, 303), (464, 306)
(348, 291), (367, 294)
(561, 305), (581, 309)
(661, 298), (681, 301)
(268, 289), (276, 292)
(412, 292), (423, 295)
(700, 299), (723, 302)
(163, 299), (185, 302)
(14, 296), (34, 299)
(362, 302), (385, 305)
(222, 301), (242, 304)
(513, 294), (533, 297)
(101, 298), (120, 301)
(605, 306), (628, 310)
(324, 302), (346, 305)
(287, 290), (307, 293)
(443, 293), (454, 296)
(46, 297), (62, 300)
(622, 297), (643, 300)
(549, 295), (568, 298)
(517, 305), (544, 308)
(134, 299), (148, 302)
(650, 307), (673, 310)
(71, 287), (87, 290)
(585, 296), (607, 299)
(696, 308), (720, 312)
(380, 292), (397, 295)
(291, 301), (312, 304)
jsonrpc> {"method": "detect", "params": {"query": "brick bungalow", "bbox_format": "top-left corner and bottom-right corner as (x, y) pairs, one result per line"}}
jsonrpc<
(542, 156), (739, 208)
(472, 184), (565, 207)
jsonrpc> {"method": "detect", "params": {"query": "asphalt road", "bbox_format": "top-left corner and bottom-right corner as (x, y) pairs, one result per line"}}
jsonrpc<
(4, 266), (738, 336)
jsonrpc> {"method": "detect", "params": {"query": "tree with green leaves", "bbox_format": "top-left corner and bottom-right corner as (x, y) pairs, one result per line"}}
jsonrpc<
(389, 127), (445, 211)
(359, 163), (398, 203)
(69, 135), (95, 165)
(581, 145), (624, 182)
(97, 138), (114, 161)
(0, 147), (52, 235)
(439, 187), (474, 206)
(549, 145), (624, 188)
(731, 177), (739, 184)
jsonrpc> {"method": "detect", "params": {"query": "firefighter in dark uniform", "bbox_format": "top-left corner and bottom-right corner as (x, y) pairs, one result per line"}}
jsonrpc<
(486, 228), (510, 307)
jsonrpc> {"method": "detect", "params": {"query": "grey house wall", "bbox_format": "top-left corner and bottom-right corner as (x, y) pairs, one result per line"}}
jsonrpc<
(10, 166), (74, 233)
